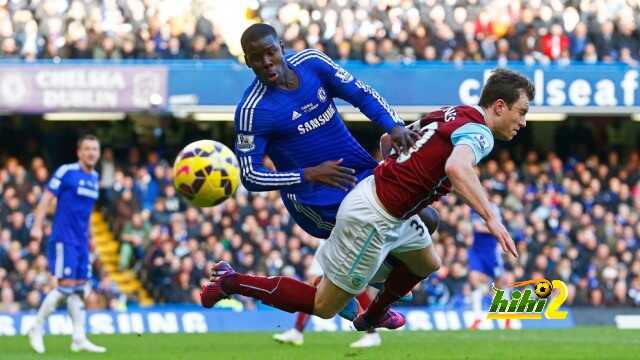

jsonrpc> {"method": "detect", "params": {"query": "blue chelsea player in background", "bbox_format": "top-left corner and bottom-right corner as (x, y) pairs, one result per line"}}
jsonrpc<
(28, 134), (106, 354)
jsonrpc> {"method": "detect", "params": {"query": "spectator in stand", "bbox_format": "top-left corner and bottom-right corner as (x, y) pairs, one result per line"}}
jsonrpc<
(540, 23), (570, 61)
(0, 0), (638, 64)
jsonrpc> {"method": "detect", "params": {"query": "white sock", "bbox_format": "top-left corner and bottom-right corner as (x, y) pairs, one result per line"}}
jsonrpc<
(33, 288), (66, 331)
(471, 285), (488, 314)
(67, 294), (86, 342)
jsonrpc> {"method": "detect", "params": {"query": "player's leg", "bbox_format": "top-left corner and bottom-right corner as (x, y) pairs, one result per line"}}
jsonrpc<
(349, 290), (382, 348)
(468, 268), (490, 330)
(67, 244), (106, 353)
(273, 275), (321, 345)
(355, 244), (440, 330)
(470, 247), (506, 330)
(203, 177), (404, 327)
(29, 241), (73, 353)
(202, 260), (354, 318)
(368, 257), (414, 302)
(311, 178), (406, 326)
(204, 179), (398, 322)
(354, 212), (440, 330)
(313, 276), (358, 318)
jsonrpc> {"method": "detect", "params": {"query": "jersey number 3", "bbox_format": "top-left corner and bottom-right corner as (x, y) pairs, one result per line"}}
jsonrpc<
(397, 122), (438, 163)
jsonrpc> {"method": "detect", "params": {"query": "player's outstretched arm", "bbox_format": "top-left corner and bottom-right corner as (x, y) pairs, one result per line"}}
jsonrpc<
(235, 102), (357, 192)
(235, 104), (307, 192)
(30, 190), (55, 241)
(444, 145), (518, 257)
(236, 134), (356, 192)
(309, 50), (416, 152)
(236, 143), (304, 192)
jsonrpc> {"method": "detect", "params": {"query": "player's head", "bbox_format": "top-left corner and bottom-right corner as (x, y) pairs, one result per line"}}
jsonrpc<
(77, 134), (100, 169)
(479, 69), (534, 141)
(241, 23), (286, 85)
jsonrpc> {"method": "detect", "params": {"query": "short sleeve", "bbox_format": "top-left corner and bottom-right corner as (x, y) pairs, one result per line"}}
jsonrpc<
(47, 165), (69, 196)
(450, 123), (494, 165)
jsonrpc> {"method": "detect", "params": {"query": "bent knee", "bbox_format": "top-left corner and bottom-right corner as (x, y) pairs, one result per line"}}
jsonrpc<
(416, 256), (441, 277)
(426, 255), (442, 274)
(314, 307), (338, 319)
(428, 259), (441, 274)
(314, 299), (339, 319)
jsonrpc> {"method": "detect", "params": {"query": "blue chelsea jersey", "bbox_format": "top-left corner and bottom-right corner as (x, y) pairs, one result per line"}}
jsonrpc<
(470, 204), (501, 251)
(234, 49), (403, 206)
(47, 162), (99, 246)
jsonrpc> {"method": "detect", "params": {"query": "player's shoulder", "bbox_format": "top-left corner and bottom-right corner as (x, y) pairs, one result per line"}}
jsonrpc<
(286, 49), (337, 69)
(54, 162), (80, 178)
(450, 105), (486, 124)
(235, 79), (272, 131)
(237, 79), (269, 110)
(459, 105), (486, 120)
(437, 105), (489, 132)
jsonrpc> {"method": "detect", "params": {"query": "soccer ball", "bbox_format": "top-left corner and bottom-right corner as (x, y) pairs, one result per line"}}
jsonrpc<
(173, 140), (240, 207)
(534, 279), (553, 298)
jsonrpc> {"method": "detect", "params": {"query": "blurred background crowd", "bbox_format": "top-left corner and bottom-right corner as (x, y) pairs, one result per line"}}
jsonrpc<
(0, 0), (639, 65)
(1, 124), (640, 312)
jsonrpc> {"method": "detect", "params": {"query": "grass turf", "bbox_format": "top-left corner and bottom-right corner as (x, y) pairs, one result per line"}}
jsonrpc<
(3, 327), (639, 360)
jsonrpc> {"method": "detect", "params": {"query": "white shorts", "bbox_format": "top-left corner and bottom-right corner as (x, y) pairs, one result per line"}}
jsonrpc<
(309, 242), (399, 284)
(316, 175), (432, 294)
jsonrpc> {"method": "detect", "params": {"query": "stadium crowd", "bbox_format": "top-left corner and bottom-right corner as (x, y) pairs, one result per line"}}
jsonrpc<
(0, 0), (234, 61)
(0, 0), (640, 65)
(261, 0), (640, 66)
(2, 137), (640, 312)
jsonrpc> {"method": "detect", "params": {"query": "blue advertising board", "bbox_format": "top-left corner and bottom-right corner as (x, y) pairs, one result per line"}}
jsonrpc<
(167, 61), (640, 111)
(0, 60), (637, 113)
(0, 306), (574, 336)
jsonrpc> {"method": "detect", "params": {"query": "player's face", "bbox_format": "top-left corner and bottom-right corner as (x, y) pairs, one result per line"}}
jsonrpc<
(77, 139), (101, 169)
(495, 92), (529, 141)
(244, 35), (286, 85)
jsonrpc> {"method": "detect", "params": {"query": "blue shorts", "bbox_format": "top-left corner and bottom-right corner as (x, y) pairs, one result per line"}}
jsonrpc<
(47, 241), (90, 280)
(281, 195), (338, 239)
(468, 247), (502, 279)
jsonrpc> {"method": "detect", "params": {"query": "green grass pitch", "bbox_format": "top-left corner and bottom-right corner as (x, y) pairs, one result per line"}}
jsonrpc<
(3, 327), (639, 360)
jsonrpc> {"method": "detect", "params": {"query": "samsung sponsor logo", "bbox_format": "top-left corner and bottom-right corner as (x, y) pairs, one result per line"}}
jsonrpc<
(0, 312), (208, 336)
(310, 310), (524, 332)
(297, 104), (336, 135)
(0, 308), (573, 336)
(77, 187), (99, 199)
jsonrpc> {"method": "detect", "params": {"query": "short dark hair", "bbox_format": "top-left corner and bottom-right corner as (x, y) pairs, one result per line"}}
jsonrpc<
(241, 23), (278, 51)
(77, 134), (99, 148)
(478, 68), (535, 108)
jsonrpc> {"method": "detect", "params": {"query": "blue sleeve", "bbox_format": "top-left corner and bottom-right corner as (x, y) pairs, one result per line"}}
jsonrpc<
(470, 210), (484, 226)
(234, 106), (303, 192)
(471, 205), (501, 225)
(301, 50), (404, 133)
(47, 165), (69, 197)
(450, 123), (494, 165)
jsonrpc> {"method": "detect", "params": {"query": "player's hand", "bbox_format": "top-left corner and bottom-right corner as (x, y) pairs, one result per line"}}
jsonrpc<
(390, 125), (419, 154)
(486, 218), (518, 258)
(303, 159), (357, 191)
(30, 226), (43, 242)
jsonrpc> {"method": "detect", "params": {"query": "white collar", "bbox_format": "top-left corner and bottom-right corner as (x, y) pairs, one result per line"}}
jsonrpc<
(472, 105), (487, 122)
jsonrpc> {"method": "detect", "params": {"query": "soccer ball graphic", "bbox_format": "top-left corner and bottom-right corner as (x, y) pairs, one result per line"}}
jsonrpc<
(173, 140), (240, 207)
(534, 279), (553, 298)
